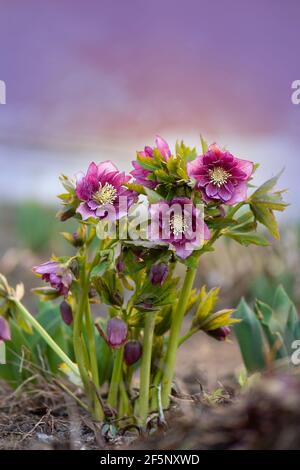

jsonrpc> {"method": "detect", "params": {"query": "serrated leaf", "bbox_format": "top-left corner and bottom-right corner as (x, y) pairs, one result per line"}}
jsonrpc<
(251, 170), (284, 198)
(251, 204), (279, 239)
(225, 231), (269, 246)
(124, 183), (146, 195)
(136, 154), (159, 171)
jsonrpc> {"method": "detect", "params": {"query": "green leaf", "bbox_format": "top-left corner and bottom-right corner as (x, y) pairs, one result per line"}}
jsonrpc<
(144, 187), (166, 203)
(250, 204), (279, 239)
(200, 135), (208, 154)
(125, 183), (146, 195)
(225, 231), (269, 246)
(234, 299), (268, 373)
(192, 287), (220, 326)
(255, 300), (288, 360)
(251, 170), (284, 198)
(136, 154), (159, 171)
(201, 309), (238, 331)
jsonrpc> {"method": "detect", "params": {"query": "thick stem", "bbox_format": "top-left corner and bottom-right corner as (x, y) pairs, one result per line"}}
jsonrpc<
(84, 297), (103, 420)
(161, 267), (197, 409)
(107, 346), (124, 409)
(138, 312), (156, 426)
(13, 299), (79, 376)
(73, 283), (92, 402)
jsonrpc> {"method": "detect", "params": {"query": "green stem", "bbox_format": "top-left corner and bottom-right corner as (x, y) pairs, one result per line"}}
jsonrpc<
(73, 281), (92, 401)
(178, 327), (198, 347)
(161, 267), (197, 409)
(84, 296), (103, 420)
(119, 378), (131, 417)
(12, 299), (79, 377)
(107, 346), (124, 409)
(138, 313), (156, 426)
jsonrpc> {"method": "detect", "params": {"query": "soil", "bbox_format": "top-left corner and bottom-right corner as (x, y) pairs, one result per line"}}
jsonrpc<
(1, 328), (299, 451)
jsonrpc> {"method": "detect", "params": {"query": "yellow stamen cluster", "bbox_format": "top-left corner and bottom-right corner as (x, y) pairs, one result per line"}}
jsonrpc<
(93, 183), (117, 205)
(170, 214), (188, 236)
(208, 166), (231, 187)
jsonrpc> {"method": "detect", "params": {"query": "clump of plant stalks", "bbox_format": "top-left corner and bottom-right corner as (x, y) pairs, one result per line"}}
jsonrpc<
(0, 135), (287, 427)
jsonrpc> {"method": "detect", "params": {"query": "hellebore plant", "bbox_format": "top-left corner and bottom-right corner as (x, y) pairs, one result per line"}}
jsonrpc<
(0, 136), (287, 428)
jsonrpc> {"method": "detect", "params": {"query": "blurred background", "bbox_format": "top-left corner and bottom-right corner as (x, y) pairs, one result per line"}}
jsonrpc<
(0, 0), (300, 385)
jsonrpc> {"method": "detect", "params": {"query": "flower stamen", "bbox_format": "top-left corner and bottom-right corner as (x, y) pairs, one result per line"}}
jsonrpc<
(93, 183), (117, 205)
(208, 167), (231, 187)
(170, 214), (188, 236)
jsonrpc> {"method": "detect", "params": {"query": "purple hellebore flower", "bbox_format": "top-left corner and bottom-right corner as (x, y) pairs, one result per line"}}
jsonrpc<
(60, 300), (73, 325)
(149, 263), (168, 286)
(123, 340), (143, 366)
(0, 317), (11, 342)
(76, 160), (137, 221)
(107, 317), (128, 349)
(131, 135), (171, 188)
(207, 326), (231, 341)
(187, 144), (254, 205)
(149, 197), (210, 259)
(32, 261), (73, 296)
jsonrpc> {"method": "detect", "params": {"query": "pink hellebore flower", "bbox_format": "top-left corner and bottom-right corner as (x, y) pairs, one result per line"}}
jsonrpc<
(0, 317), (11, 342)
(76, 161), (136, 221)
(188, 144), (254, 205)
(149, 197), (210, 259)
(32, 261), (73, 296)
(131, 135), (171, 188)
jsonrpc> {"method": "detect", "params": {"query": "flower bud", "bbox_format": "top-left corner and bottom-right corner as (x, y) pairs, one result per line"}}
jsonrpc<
(60, 300), (73, 325)
(149, 263), (168, 286)
(0, 317), (11, 342)
(59, 207), (76, 222)
(116, 258), (125, 273)
(107, 317), (128, 348)
(207, 326), (230, 341)
(123, 340), (142, 366)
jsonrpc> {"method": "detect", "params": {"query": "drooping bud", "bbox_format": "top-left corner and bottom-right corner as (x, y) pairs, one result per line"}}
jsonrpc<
(0, 317), (11, 342)
(149, 263), (168, 286)
(59, 207), (76, 222)
(207, 326), (231, 341)
(123, 340), (142, 366)
(60, 300), (73, 325)
(116, 257), (125, 274)
(107, 317), (128, 348)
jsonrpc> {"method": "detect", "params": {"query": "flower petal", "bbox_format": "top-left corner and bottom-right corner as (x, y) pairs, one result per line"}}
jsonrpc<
(226, 181), (248, 205)
(236, 158), (254, 179)
(155, 135), (171, 159)
(76, 202), (96, 220)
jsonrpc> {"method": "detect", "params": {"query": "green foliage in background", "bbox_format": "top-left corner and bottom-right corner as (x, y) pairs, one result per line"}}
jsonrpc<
(15, 202), (76, 254)
(234, 285), (300, 374)
(0, 301), (113, 388)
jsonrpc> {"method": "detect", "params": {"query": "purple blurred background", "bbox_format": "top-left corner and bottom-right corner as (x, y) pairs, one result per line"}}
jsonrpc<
(0, 0), (299, 214)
